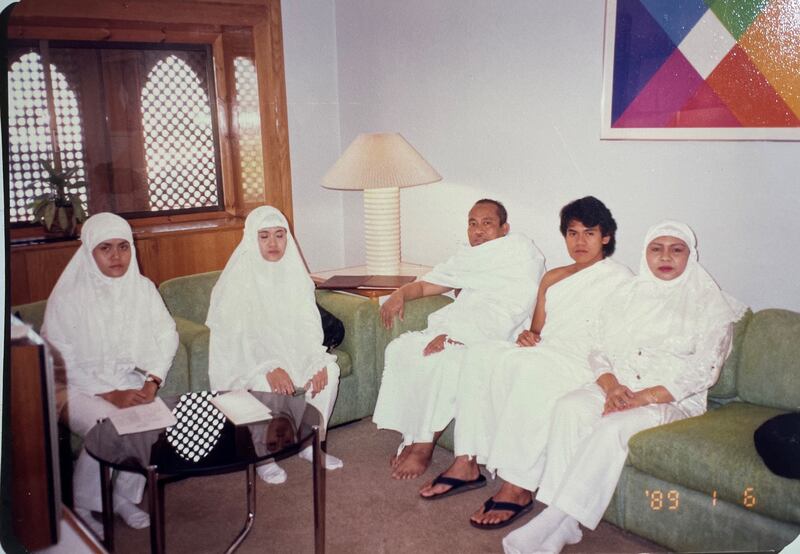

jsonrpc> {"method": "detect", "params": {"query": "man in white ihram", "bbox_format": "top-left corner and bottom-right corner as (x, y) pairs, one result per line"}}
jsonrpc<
(372, 199), (546, 480)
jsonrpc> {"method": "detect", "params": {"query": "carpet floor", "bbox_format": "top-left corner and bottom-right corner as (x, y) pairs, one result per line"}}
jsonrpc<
(110, 418), (666, 553)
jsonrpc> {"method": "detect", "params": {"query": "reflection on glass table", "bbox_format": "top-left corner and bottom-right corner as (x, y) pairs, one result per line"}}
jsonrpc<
(83, 391), (326, 554)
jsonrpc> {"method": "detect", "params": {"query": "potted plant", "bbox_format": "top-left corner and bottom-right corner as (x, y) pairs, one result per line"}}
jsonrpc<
(27, 160), (89, 237)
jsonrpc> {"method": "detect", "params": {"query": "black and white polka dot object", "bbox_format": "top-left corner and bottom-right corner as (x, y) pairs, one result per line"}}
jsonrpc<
(166, 391), (226, 462)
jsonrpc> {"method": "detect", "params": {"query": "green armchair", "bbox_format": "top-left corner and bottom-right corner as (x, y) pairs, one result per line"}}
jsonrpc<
(157, 271), (382, 427)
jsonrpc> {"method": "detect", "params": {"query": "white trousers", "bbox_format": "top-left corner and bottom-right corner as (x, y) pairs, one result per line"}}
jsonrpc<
(454, 341), (591, 492)
(373, 332), (467, 444)
(63, 390), (146, 513)
(536, 385), (684, 529)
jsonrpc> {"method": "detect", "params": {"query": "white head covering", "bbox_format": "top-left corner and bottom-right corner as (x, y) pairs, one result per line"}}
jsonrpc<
(206, 206), (332, 390)
(41, 213), (178, 393)
(600, 219), (747, 359)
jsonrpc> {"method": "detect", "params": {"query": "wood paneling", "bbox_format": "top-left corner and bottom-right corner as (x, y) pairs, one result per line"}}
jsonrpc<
(11, 220), (244, 305)
(253, 1), (293, 226)
(10, 339), (60, 551)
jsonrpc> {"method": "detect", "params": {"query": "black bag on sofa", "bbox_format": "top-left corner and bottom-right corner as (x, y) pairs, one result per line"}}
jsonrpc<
(317, 303), (345, 351)
(754, 412), (800, 479)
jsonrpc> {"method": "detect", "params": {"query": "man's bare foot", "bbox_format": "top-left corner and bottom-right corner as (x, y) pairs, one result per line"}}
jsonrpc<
(470, 482), (532, 526)
(419, 455), (480, 497)
(391, 442), (435, 479)
(390, 444), (409, 469)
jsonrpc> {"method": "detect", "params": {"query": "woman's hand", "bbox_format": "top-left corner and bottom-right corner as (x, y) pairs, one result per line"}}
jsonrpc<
(140, 381), (158, 403)
(98, 389), (148, 408)
(266, 367), (295, 395)
(305, 367), (329, 398)
(602, 384), (636, 415)
(516, 330), (541, 347)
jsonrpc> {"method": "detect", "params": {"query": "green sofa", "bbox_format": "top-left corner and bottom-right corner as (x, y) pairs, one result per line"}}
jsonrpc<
(157, 270), (381, 427)
(12, 276), (380, 429)
(605, 308), (800, 552)
(386, 300), (799, 552)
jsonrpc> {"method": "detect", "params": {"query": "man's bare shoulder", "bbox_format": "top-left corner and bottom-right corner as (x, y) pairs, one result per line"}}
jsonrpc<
(540, 264), (581, 289)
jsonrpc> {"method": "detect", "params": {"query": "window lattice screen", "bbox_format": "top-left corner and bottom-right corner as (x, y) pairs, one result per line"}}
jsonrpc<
(7, 51), (87, 223)
(234, 57), (265, 204)
(142, 53), (219, 211)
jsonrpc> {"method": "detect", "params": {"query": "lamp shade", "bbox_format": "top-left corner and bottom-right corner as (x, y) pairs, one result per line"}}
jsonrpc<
(322, 133), (442, 190)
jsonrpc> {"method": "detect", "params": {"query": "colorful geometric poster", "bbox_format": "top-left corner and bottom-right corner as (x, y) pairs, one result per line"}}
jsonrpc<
(601, 0), (800, 139)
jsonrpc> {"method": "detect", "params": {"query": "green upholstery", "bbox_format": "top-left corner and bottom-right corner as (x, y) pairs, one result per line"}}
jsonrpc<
(707, 309), (752, 400)
(608, 466), (799, 553)
(628, 402), (800, 524)
(736, 309), (800, 409)
(609, 307), (800, 552)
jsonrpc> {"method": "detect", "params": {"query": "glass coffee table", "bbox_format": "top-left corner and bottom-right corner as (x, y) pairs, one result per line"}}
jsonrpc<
(83, 391), (326, 554)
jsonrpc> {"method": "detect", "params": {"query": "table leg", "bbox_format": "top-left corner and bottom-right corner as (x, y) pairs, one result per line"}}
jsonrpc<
(100, 462), (114, 551)
(147, 467), (165, 554)
(312, 425), (326, 554)
(224, 464), (256, 553)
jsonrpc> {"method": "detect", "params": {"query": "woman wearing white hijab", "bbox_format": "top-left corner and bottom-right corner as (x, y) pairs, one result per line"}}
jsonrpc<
(42, 212), (179, 537)
(502, 220), (747, 554)
(206, 205), (343, 484)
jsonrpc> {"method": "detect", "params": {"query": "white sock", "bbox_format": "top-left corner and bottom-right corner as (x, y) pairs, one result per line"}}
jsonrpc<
(256, 461), (287, 484)
(75, 507), (104, 539)
(299, 445), (343, 470)
(539, 517), (583, 553)
(502, 506), (568, 554)
(114, 500), (150, 530)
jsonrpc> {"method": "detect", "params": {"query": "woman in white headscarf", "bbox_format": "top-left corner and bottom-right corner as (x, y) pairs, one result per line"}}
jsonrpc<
(42, 212), (179, 537)
(502, 220), (747, 554)
(206, 205), (343, 484)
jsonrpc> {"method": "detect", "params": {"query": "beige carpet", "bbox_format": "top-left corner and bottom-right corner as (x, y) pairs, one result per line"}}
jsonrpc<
(110, 418), (666, 553)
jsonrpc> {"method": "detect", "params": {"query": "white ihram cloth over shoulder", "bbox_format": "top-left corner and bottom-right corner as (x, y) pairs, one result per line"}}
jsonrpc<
(206, 206), (339, 427)
(420, 232), (545, 342)
(535, 220), (747, 530)
(42, 212), (178, 397)
(41, 212), (179, 514)
(372, 233), (545, 444)
(454, 257), (632, 484)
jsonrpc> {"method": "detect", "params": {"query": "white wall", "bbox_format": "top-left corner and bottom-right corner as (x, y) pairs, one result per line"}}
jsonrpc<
(331, 0), (800, 311)
(281, 0), (346, 271)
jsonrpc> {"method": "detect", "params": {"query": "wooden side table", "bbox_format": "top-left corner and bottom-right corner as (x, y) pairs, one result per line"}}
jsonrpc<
(311, 262), (431, 301)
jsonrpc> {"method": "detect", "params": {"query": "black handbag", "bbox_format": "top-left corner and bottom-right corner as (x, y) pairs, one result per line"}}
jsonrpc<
(317, 303), (345, 351)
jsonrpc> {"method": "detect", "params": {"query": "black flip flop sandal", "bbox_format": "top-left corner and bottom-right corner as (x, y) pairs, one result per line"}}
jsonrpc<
(469, 497), (534, 529)
(420, 473), (487, 500)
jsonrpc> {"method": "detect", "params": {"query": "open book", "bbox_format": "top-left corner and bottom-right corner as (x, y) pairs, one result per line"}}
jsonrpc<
(316, 274), (416, 290)
(209, 390), (273, 425)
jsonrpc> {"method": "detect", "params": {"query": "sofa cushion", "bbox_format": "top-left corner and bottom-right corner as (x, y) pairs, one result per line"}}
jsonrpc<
(12, 300), (48, 333)
(708, 309), (752, 400)
(736, 309), (800, 410)
(627, 402), (800, 525)
(331, 348), (352, 378)
(159, 270), (222, 324)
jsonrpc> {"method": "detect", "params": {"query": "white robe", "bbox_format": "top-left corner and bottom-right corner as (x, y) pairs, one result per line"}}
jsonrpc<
(41, 212), (179, 513)
(453, 257), (633, 490)
(206, 206), (339, 429)
(372, 233), (545, 444)
(536, 220), (747, 530)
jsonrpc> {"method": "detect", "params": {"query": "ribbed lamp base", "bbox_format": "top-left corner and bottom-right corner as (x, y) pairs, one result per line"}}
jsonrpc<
(363, 188), (400, 275)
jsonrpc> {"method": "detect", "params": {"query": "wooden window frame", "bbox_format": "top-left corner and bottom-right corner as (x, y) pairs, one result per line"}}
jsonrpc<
(6, 0), (294, 241)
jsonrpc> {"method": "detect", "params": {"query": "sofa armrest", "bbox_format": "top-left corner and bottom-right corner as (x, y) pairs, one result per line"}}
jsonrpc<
(315, 290), (380, 423)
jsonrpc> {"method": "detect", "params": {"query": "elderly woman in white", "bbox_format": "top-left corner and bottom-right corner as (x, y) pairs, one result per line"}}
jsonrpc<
(502, 220), (747, 554)
(206, 205), (343, 485)
(42, 213), (179, 537)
